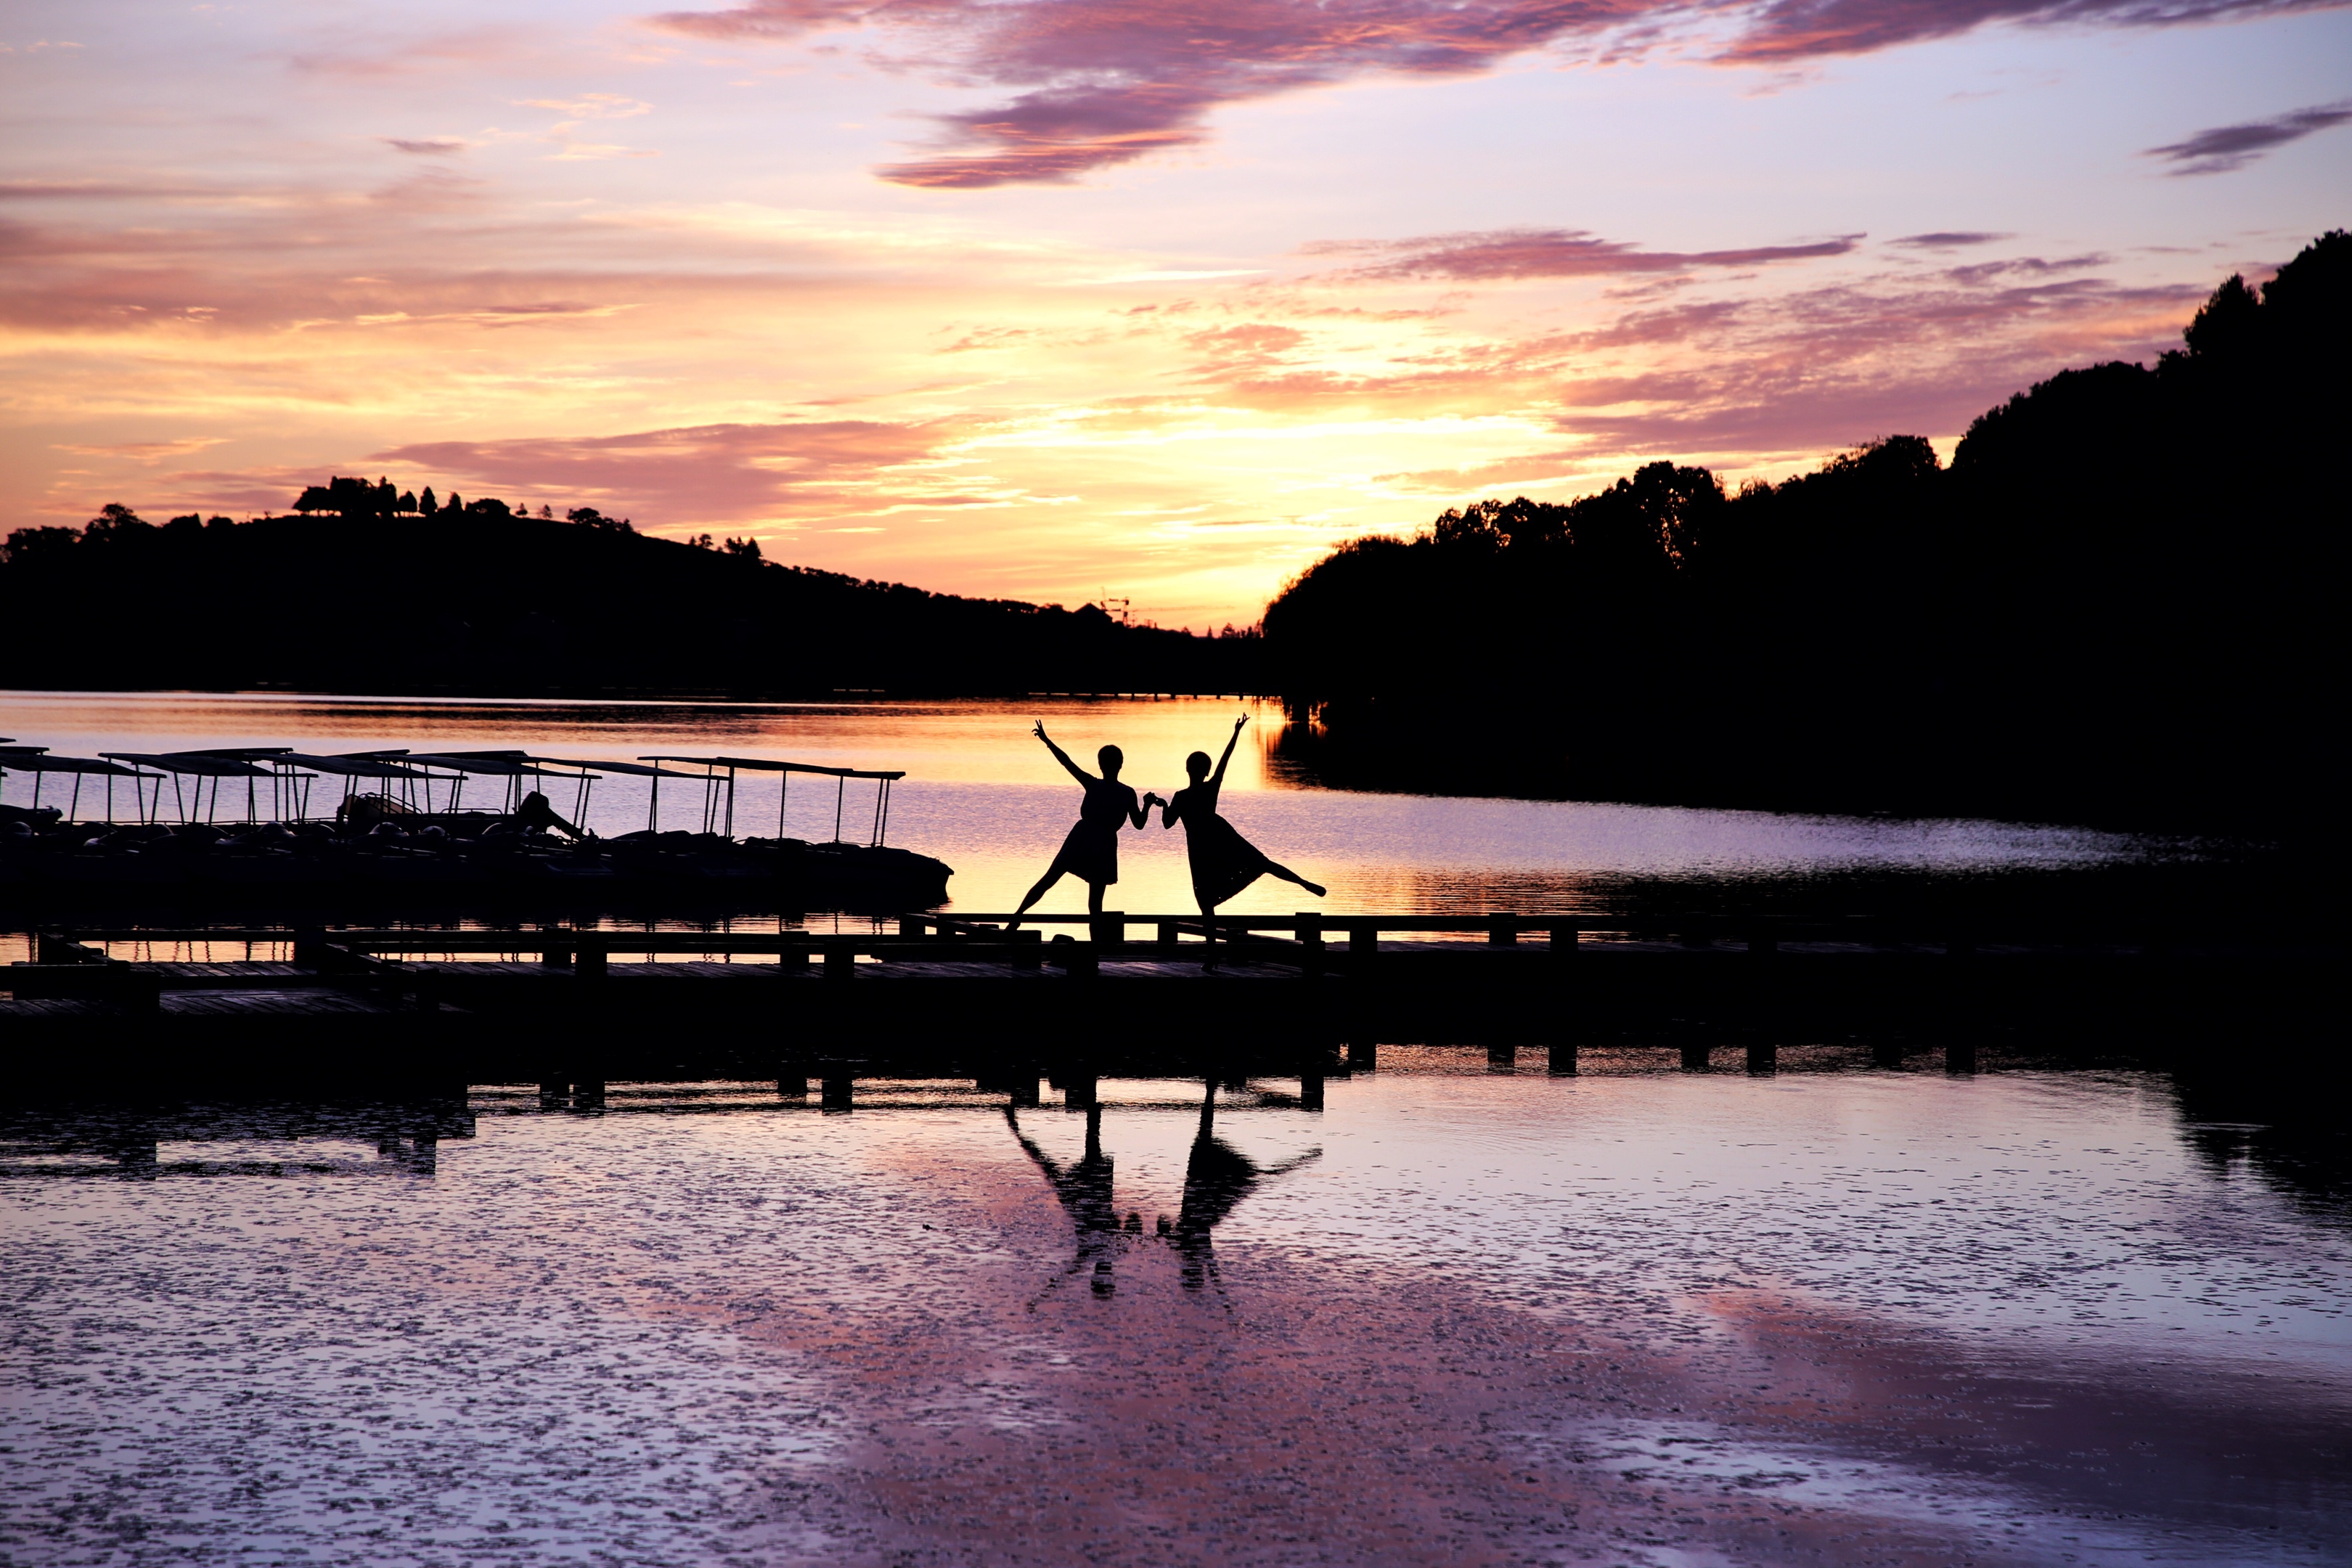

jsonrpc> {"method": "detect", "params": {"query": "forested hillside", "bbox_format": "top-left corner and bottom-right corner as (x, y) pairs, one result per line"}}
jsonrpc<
(0, 507), (1261, 699)
(1260, 230), (2347, 826)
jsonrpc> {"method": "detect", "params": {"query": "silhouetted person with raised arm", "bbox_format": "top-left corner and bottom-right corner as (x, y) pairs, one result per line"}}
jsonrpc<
(512, 790), (586, 841)
(1174, 1078), (1319, 1292)
(1010, 722), (1148, 928)
(1005, 1102), (1122, 1299)
(1148, 714), (1323, 968)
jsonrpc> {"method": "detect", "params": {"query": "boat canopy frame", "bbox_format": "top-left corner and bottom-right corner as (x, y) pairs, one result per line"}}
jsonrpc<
(2, 750), (168, 824)
(638, 755), (907, 845)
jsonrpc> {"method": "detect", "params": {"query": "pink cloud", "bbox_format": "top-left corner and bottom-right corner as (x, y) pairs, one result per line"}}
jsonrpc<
(1305, 227), (1863, 281)
(653, 0), (2344, 187)
(368, 417), (953, 526)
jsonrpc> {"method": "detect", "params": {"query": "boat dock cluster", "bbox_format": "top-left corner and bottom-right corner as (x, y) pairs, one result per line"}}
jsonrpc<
(0, 741), (948, 908)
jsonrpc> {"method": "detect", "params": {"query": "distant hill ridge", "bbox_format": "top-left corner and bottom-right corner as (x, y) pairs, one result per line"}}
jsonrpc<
(0, 502), (1262, 698)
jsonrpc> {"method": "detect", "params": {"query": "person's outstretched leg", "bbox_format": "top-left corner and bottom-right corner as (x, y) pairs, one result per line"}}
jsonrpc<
(1010, 867), (1063, 929)
(1263, 859), (1326, 898)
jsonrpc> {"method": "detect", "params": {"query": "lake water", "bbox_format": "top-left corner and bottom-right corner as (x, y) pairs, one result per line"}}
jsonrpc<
(3, 1058), (2345, 1567)
(0, 690), (2181, 923)
(4, 690), (2336, 1565)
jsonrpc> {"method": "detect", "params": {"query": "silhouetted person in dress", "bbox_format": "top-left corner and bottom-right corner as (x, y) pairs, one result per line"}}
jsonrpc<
(1149, 714), (1323, 968)
(1010, 722), (1148, 927)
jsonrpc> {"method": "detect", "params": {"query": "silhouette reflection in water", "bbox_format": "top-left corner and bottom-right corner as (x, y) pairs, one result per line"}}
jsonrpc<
(1149, 714), (1325, 968)
(1007, 1080), (1319, 1300)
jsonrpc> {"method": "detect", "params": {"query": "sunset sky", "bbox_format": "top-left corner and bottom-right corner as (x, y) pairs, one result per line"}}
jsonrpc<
(2, 0), (2343, 629)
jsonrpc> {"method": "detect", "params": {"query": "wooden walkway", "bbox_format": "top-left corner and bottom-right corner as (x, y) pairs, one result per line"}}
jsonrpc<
(1, 910), (2327, 1093)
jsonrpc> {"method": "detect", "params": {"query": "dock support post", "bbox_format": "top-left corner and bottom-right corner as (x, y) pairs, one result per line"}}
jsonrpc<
(1746, 1040), (1777, 1074)
(1548, 1041), (1577, 1074)
(1156, 920), (1179, 954)
(1489, 915), (1517, 947)
(1348, 924), (1376, 975)
(1550, 923), (1577, 964)
(1090, 911), (1123, 949)
(1300, 1071), (1324, 1111)
(1487, 1043), (1516, 1071)
(293, 926), (327, 970)
(573, 1077), (605, 1108)
(1297, 912), (1323, 979)
(1347, 1039), (1377, 1071)
(821, 1073), (854, 1112)
(1680, 1042), (1711, 1071)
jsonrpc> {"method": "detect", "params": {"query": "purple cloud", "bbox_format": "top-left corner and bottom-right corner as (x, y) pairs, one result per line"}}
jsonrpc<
(1891, 231), (2012, 248)
(2144, 100), (2352, 173)
(1718, 0), (2336, 62)
(1307, 228), (1862, 282)
(653, 0), (2346, 187)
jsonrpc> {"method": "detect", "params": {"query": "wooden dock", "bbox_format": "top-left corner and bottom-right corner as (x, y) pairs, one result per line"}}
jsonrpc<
(1, 910), (2329, 1094)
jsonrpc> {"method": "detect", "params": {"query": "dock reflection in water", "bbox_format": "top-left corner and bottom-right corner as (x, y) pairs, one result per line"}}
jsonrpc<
(4, 1054), (2343, 1567)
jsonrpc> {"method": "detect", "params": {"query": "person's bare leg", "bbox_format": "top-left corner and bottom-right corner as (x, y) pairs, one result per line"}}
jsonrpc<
(1010, 867), (1063, 929)
(1263, 859), (1326, 898)
(1198, 895), (1219, 970)
(1087, 881), (1106, 916)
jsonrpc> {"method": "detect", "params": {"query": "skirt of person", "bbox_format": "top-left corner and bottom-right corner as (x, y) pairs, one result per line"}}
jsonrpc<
(1185, 812), (1274, 909)
(1049, 818), (1120, 885)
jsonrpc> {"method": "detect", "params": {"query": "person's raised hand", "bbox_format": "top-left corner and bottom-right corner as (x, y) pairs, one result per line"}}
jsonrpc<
(1032, 720), (1048, 742)
(1233, 714), (1249, 732)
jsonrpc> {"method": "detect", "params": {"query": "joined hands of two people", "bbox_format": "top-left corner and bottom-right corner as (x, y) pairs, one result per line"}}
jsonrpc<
(1031, 713), (1245, 810)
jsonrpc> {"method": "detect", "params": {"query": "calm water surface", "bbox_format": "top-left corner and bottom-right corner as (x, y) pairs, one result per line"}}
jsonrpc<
(7, 692), (2329, 1564)
(0, 690), (2176, 920)
(4, 1056), (2345, 1566)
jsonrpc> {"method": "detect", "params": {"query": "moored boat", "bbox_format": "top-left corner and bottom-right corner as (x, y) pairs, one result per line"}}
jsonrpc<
(0, 745), (952, 912)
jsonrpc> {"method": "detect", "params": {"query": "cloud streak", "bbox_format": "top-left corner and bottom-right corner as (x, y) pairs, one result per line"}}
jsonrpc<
(1304, 227), (1862, 281)
(2143, 99), (2352, 173)
(653, 0), (2348, 187)
(369, 418), (956, 526)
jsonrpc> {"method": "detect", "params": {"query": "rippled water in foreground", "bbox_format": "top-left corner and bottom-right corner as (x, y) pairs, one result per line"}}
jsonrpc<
(6, 1055), (2345, 1567)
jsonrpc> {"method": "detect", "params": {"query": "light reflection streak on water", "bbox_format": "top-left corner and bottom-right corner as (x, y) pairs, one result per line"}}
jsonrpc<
(2, 1059), (2343, 1566)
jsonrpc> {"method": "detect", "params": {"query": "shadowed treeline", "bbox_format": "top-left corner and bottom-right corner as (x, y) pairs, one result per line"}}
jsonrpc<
(0, 506), (1262, 699)
(1261, 230), (2346, 828)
